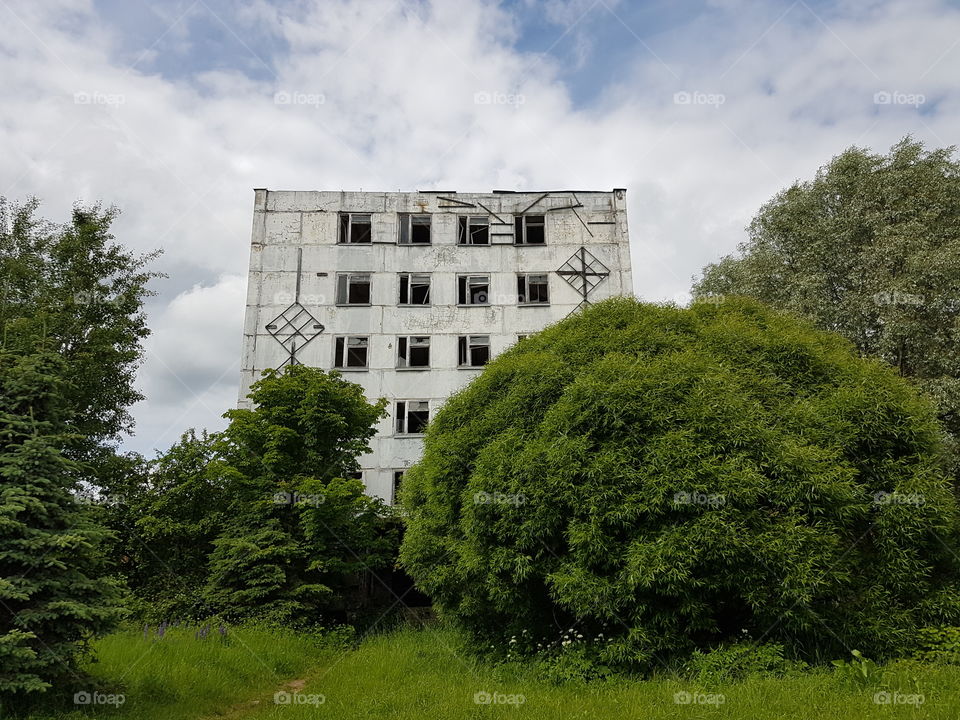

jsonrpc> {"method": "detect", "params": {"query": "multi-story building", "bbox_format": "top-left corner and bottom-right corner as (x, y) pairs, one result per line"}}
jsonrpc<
(239, 189), (633, 502)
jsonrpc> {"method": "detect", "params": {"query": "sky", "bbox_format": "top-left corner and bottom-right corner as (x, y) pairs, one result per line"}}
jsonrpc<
(1, 0), (958, 457)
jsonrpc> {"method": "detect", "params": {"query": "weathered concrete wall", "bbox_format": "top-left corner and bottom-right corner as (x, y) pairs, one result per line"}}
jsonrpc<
(240, 189), (633, 501)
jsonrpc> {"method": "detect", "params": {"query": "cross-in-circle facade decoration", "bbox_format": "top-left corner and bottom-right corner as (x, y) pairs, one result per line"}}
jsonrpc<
(556, 246), (611, 311)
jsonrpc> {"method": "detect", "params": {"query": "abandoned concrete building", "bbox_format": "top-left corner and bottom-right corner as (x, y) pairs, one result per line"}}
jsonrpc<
(239, 189), (634, 502)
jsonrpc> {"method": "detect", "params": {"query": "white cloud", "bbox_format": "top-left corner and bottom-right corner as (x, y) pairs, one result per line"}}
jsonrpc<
(132, 274), (247, 456)
(0, 0), (957, 453)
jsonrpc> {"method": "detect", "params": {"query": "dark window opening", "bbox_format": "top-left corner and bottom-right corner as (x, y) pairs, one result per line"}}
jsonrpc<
(398, 214), (432, 244)
(334, 336), (369, 368)
(339, 213), (372, 244)
(396, 400), (429, 434)
(397, 336), (430, 368)
(458, 275), (490, 305)
(518, 274), (549, 304)
(399, 273), (431, 305)
(336, 273), (372, 304)
(392, 470), (405, 504)
(515, 214), (545, 245)
(457, 216), (489, 245)
(458, 335), (490, 367)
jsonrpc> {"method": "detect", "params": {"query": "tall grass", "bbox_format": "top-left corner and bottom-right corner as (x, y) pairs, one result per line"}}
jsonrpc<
(24, 624), (337, 720)
(243, 627), (960, 720)
(20, 624), (960, 719)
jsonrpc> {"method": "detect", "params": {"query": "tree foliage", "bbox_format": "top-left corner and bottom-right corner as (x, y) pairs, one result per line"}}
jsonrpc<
(0, 198), (160, 456)
(203, 366), (395, 623)
(91, 432), (225, 620)
(693, 138), (960, 470)
(400, 297), (960, 668)
(0, 349), (122, 703)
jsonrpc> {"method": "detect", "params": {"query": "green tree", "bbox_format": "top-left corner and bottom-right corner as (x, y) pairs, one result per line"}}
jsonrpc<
(91, 432), (226, 620)
(0, 197), (160, 459)
(204, 366), (394, 623)
(0, 348), (122, 704)
(693, 138), (960, 472)
(400, 297), (960, 669)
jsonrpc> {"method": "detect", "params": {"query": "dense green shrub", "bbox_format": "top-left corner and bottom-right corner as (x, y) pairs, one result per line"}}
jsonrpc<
(400, 297), (960, 670)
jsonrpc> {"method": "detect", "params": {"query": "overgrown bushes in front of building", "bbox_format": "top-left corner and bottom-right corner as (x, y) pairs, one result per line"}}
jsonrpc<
(399, 297), (960, 672)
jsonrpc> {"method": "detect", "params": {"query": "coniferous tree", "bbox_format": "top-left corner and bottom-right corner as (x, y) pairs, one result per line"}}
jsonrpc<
(0, 349), (122, 703)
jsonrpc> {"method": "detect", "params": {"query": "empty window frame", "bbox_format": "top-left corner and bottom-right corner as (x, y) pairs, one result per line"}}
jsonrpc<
(392, 470), (405, 504)
(457, 274), (490, 305)
(336, 273), (372, 304)
(398, 213), (431, 244)
(458, 335), (490, 367)
(457, 216), (490, 245)
(347, 470), (363, 481)
(397, 335), (431, 368)
(395, 400), (429, 434)
(334, 336), (369, 369)
(518, 273), (549, 305)
(398, 273), (431, 305)
(338, 213), (372, 244)
(514, 214), (545, 245)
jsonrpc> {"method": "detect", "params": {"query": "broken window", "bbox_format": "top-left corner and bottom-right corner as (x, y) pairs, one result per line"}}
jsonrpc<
(517, 334), (528, 342)
(457, 216), (490, 245)
(514, 214), (545, 245)
(397, 335), (431, 368)
(396, 400), (429, 434)
(457, 275), (490, 305)
(518, 273), (549, 304)
(458, 335), (490, 367)
(336, 273), (372, 304)
(347, 469), (363, 481)
(398, 273), (431, 305)
(334, 336), (369, 368)
(338, 213), (372, 244)
(392, 470), (405, 504)
(398, 214), (431, 244)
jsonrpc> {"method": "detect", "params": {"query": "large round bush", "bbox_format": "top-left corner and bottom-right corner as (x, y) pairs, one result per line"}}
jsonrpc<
(399, 297), (960, 667)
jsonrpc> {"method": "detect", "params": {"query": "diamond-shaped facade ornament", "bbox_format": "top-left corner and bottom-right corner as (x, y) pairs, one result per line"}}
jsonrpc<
(556, 246), (610, 311)
(265, 302), (324, 367)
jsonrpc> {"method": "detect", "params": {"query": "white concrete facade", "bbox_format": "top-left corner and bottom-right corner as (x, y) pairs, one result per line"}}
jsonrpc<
(239, 189), (633, 502)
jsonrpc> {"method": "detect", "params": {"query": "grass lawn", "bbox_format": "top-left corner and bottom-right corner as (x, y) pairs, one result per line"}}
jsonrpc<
(20, 624), (960, 719)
